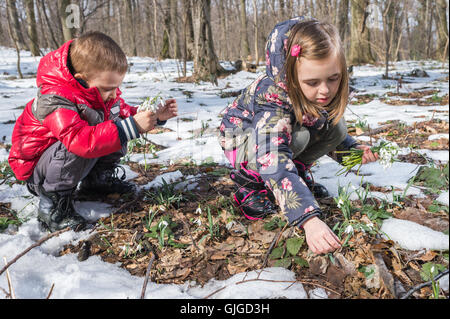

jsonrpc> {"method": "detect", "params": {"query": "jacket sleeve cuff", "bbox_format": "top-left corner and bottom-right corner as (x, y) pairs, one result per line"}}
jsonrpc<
(340, 134), (360, 150)
(157, 118), (167, 126)
(115, 116), (140, 145)
(291, 209), (322, 228)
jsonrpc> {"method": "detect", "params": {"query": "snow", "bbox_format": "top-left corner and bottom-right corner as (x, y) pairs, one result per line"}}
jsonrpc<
(0, 46), (448, 299)
(381, 218), (449, 251)
(436, 191), (449, 206)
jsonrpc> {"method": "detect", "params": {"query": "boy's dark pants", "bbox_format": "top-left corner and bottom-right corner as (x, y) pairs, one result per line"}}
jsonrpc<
(27, 141), (127, 195)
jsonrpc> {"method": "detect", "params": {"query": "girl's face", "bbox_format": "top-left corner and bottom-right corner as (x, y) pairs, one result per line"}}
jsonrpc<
(296, 53), (342, 106)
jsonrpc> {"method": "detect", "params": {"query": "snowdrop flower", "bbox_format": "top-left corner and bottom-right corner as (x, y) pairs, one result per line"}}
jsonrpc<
(138, 95), (164, 113)
(193, 218), (202, 226)
(195, 206), (202, 215)
(344, 225), (354, 234)
(337, 199), (344, 209)
(158, 220), (169, 229)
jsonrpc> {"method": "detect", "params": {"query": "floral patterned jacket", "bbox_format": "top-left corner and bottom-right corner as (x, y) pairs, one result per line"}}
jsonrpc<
(219, 17), (358, 226)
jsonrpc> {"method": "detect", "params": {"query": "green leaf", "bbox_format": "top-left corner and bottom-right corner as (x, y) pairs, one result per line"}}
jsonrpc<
(274, 258), (292, 268)
(293, 256), (309, 267)
(420, 262), (446, 281)
(286, 237), (304, 256)
(269, 247), (284, 260)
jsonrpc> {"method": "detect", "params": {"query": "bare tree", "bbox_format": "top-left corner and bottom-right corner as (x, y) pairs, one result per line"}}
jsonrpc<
(239, 0), (251, 65)
(24, 0), (40, 56)
(252, 0), (260, 65)
(6, 0), (28, 51)
(6, 0), (23, 79)
(192, 0), (226, 84)
(349, 0), (375, 65)
(435, 0), (449, 60)
(60, 0), (75, 42)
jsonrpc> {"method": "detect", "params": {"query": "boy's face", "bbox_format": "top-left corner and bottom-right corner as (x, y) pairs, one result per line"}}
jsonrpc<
(78, 71), (126, 103)
(296, 53), (342, 106)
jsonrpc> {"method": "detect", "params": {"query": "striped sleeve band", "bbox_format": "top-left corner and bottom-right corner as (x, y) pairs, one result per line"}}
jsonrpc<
(115, 116), (140, 145)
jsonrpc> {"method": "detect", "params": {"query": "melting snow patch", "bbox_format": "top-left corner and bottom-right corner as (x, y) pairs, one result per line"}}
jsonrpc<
(381, 218), (449, 251)
(141, 170), (184, 189)
(186, 267), (308, 299)
(436, 191), (449, 206)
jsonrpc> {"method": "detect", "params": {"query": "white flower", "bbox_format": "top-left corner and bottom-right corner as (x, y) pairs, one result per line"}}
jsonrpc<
(337, 199), (344, 209)
(344, 225), (354, 234)
(195, 206), (202, 215)
(158, 220), (169, 229)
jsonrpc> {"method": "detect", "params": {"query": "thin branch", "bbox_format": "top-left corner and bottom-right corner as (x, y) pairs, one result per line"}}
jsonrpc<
(401, 269), (449, 299)
(140, 252), (156, 299)
(0, 227), (71, 277)
(46, 283), (55, 299)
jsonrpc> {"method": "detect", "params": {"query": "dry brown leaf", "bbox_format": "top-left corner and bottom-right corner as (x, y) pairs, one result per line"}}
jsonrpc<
(211, 251), (229, 260)
(334, 252), (357, 276)
(417, 250), (437, 262)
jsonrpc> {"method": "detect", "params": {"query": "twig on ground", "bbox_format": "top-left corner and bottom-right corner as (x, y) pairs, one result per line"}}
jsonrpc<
(401, 269), (449, 299)
(0, 227), (71, 278)
(179, 215), (200, 251)
(140, 252), (156, 299)
(3, 257), (15, 299)
(46, 283), (55, 299)
(0, 286), (10, 298)
(262, 222), (289, 268)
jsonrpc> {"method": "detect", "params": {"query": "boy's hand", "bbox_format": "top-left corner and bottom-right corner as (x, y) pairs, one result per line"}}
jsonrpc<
(133, 110), (158, 133)
(355, 145), (379, 164)
(156, 98), (178, 122)
(302, 216), (342, 255)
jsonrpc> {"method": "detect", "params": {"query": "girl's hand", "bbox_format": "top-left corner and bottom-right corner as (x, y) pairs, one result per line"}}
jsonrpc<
(302, 217), (342, 255)
(157, 98), (178, 122)
(355, 145), (379, 164)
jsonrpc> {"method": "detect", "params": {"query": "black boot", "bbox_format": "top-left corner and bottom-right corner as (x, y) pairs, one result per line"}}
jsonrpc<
(294, 160), (330, 198)
(79, 163), (136, 195)
(37, 188), (87, 232)
(230, 168), (277, 220)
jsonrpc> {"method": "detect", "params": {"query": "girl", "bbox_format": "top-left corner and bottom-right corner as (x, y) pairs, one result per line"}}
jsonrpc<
(218, 17), (378, 255)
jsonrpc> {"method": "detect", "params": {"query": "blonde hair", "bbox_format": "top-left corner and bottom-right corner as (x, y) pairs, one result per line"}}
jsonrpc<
(69, 31), (128, 79)
(283, 20), (348, 126)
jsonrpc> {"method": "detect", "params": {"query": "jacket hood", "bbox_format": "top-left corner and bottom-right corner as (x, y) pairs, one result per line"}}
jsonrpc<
(265, 16), (315, 83)
(35, 40), (121, 108)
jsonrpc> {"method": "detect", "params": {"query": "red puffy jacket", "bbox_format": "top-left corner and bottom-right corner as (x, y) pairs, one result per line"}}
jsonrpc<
(8, 40), (137, 181)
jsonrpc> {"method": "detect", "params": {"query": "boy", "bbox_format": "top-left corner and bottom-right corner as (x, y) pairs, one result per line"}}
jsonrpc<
(8, 32), (178, 232)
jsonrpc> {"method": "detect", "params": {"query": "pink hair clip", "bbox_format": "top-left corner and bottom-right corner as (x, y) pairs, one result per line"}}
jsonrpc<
(291, 44), (302, 58)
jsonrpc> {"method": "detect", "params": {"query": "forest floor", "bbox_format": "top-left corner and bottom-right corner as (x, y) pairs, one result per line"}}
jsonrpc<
(52, 104), (449, 299)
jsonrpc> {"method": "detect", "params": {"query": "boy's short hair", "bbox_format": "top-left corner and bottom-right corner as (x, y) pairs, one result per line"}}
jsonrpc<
(69, 31), (128, 78)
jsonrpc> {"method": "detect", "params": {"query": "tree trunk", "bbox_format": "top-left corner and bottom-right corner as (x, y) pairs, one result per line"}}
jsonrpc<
(6, 0), (28, 51)
(24, 0), (40, 56)
(160, 2), (171, 59)
(170, 0), (181, 59)
(182, 0), (195, 61)
(239, 0), (250, 64)
(35, 0), (49, 50)
(192, 0), (226, 84)
(6, 0), (23, 79)
(435, 0), (449, 60)
(38, 0), (60, 49)
(252, 0), (259, 65)
(126, 0), (137, 56)
(338, 0), (349, 50)
(60, 0), (75, 42)
(116, 0), (124, 48)
(349, 0), (375, 65)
